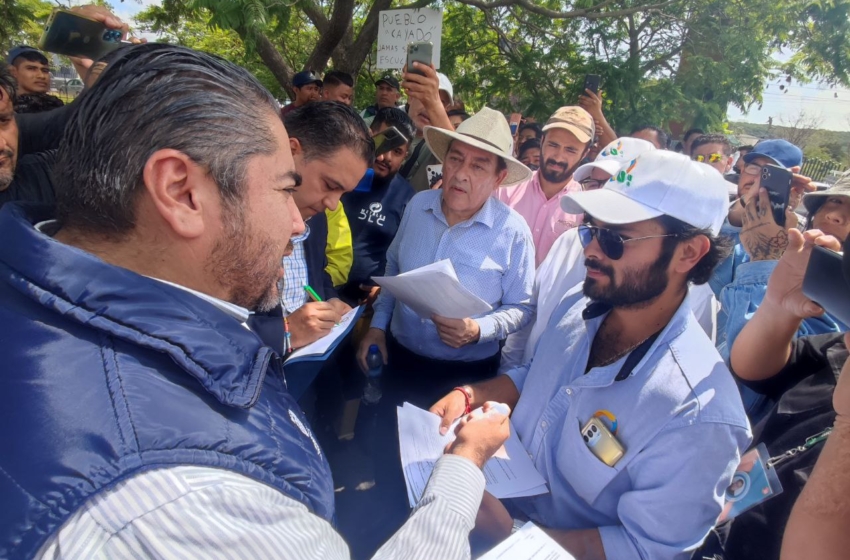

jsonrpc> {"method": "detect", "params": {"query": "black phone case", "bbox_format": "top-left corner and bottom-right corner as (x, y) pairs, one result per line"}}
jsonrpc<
(583, 74), (601, 94)
(761, 165), (792, 227)
(374, 127), (407, 157)
(39, 10), (123, 60)
(802, 246), (850, 327)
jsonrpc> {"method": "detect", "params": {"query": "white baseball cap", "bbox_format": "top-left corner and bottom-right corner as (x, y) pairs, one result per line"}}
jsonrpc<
(561, 150), (730, 236)
(573, 137), (656, 183)
(437, 72), (454, 101)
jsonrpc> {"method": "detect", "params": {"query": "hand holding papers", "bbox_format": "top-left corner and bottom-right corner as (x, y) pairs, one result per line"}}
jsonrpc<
(285, 306), (364, 364)
(397, 403), (548, 508)
(479, 522), (577, 560)
(373, 259), (492, 320)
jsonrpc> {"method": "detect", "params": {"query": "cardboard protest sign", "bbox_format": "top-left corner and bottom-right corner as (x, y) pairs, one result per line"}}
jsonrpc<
(377, 8), (443, 69)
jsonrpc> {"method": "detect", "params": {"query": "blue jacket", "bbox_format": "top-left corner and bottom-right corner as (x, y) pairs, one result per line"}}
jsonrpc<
(0, 204), (334, 559)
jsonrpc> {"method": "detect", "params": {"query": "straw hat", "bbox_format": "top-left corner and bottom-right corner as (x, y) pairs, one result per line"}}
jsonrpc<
(423, 107), (532, 186)
(803, 172), (850, 216)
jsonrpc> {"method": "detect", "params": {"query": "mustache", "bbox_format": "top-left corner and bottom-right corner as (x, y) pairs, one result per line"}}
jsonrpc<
(585, 258), (614, 277)
(0, 148), (13, 160)
(544, 159), (568, 170)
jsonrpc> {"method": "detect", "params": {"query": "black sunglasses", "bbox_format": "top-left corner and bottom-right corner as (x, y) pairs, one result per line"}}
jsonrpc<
(578, 224), (679, 260)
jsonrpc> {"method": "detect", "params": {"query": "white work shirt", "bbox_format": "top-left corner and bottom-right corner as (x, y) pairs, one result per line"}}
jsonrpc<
(504, 291), (752, 560)
(501, 228), (718, 372)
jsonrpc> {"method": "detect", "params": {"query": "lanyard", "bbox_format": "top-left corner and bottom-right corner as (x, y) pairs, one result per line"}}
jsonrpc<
(767, 427), (833, 468)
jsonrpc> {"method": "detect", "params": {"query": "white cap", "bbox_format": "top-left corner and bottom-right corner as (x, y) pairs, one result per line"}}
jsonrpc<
(573, 137), (656, 183)
(561, 150), (730, 236)
(437, 72), (453, 101)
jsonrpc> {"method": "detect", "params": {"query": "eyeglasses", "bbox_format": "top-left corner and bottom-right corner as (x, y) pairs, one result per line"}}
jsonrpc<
(578, 224), (679, 260)
(693, 153), (725, 164)
(580, 178), (604, 191)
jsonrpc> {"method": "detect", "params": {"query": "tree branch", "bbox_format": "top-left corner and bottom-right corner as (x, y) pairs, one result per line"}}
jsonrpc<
(301, 0), (330, 35)
(452, 0), (679, 20)
(245, 29), (296, 98)
(305, 0), (356, 71)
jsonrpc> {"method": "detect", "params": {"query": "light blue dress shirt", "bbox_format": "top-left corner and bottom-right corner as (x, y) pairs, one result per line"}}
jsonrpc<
(370, 190), (535, 362)
(505, 290), (752, 560)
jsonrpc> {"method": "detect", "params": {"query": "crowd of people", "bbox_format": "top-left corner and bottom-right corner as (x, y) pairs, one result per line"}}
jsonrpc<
(2, 5), (850, 560)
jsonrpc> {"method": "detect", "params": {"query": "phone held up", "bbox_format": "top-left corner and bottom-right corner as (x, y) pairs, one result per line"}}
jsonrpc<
(583, 74), (601, 95)
(373, 126), (408, 157)
(803, 245), (850, 327)
(406, 42), (433, 76)
(509, 113), (522, 136)
(760, 164), (793, 227)
(39, 9), (127, 60)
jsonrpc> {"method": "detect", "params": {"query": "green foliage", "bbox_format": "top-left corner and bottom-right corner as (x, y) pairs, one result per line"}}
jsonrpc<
(730, 120), (850, 167)
(1, 0), (54, 53)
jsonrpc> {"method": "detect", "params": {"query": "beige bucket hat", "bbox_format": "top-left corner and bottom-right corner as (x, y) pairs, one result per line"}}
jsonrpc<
(423, 107), (533, 186)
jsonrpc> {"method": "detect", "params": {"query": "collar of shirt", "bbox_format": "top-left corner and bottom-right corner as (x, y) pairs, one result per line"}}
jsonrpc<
(428, 190), (497, 229)
(529, 169), (582, 199)
(291, 223), (311, 244)
(33, 220), (252, 324)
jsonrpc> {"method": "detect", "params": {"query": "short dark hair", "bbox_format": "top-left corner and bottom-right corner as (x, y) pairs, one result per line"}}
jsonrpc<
(12, 49), (48, 67)
(683, 128), (705, 142)
(284, 101), (375, 166)
(518, 122), (543, 139)
(323, 70), (354, 88)
(630, 125), (669, 149)
(447, 109), (470, 121)
(737, 144), (755, 154)
(0, 66), (17, 105)
(690, 134), (733, 156)
(659, 215), (733, 285)
(55, 44), (280, 237)
(371, 107), (415, 146)
(518, 138), (541, 158)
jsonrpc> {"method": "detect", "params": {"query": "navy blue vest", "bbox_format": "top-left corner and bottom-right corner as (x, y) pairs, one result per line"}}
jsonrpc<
(0, 204), (335, 559)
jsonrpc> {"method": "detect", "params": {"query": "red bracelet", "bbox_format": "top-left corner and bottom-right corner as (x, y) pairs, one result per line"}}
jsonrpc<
(453, 386), (472, 415)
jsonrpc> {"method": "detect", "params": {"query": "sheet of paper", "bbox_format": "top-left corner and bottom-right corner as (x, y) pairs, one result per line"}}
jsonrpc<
(479, 522), (577, 560)
(373, 259), (492, 320)
(397, 403), (548, 508)
(285, 306), (363, 363)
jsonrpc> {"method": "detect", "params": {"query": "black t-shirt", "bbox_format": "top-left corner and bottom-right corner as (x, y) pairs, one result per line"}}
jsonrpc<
(341, 173), (415, 289)
(718, 334), (845, 560)
(0, 151), (56, 209)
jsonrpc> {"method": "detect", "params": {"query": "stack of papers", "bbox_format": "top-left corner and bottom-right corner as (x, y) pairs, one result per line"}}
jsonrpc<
(479, 522), (577, 559)
(397, 403), (548, 508)
(285, 306), (363, 364)
(373, 259), (492, 320)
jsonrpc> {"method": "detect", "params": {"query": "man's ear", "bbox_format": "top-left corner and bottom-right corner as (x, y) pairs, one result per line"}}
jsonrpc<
(495, 168), (509, 188)
(141, 149), (211, 240)
(290, 137), (303, 157)
(674, 235), (710, 277)
(7, 65), (18, 79)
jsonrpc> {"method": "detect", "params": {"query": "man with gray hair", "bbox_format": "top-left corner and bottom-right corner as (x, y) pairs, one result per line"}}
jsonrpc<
(0, 44), (510, 560)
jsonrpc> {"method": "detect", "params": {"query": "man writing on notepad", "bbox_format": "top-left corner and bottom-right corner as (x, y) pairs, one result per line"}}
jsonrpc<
(357, 107), (536, 406)
(431, 151), (752, 559)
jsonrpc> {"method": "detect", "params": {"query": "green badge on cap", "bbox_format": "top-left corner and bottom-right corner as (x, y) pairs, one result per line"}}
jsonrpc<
(614, 159), (638, 187)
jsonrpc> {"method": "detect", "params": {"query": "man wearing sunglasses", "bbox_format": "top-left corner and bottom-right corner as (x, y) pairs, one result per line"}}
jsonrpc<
(432, 150), (751, 559)
(690, 134), (734, 174)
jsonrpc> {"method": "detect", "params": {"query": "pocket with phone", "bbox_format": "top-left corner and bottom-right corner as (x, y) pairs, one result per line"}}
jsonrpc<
(581, 417), (625, 467)
(803, 245), (850, 326)
(406, 42), (433, 76)
(583, 74), (601, 95)
(373, 126), (408, 157)
(39, 9), (128, 60)
(760, 164), (793, 227)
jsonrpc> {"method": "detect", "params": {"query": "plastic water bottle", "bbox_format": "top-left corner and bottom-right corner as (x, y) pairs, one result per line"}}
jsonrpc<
(363, 345), (383, 405)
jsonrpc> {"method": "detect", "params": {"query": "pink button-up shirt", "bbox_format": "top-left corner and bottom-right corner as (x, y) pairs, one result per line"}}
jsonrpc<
(494, 171), (583, 266)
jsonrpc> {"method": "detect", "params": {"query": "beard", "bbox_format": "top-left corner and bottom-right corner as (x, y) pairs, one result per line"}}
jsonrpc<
(582, 246), (675, 309)
(540, 158), (581, 184)
(206, 201), (284, 313)
(0, 147), (16, 192)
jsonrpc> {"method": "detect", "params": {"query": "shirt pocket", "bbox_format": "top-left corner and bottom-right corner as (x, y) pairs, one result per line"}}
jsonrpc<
(554, 417), (622, 506)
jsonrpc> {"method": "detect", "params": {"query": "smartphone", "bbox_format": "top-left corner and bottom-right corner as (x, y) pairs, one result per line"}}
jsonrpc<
(581, 417), (625, 467)
(509, 113), (522, 136)
(373, 126), (408, 157)
(760, 164), (793, 226)
(426, 164), (443, 187)
(802, 246), (850, 326)
(583, 74), (601, 95)
(39, 9), (126, 60)
(406, 42), (433, 76)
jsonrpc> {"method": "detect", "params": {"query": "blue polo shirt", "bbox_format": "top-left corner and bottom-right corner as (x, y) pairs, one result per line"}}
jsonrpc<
(506, 290), (752, 560)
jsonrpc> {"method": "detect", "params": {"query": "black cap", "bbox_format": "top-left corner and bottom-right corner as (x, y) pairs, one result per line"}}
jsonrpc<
(292, 70), (322, 88)
(375, 75), (400, 90)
